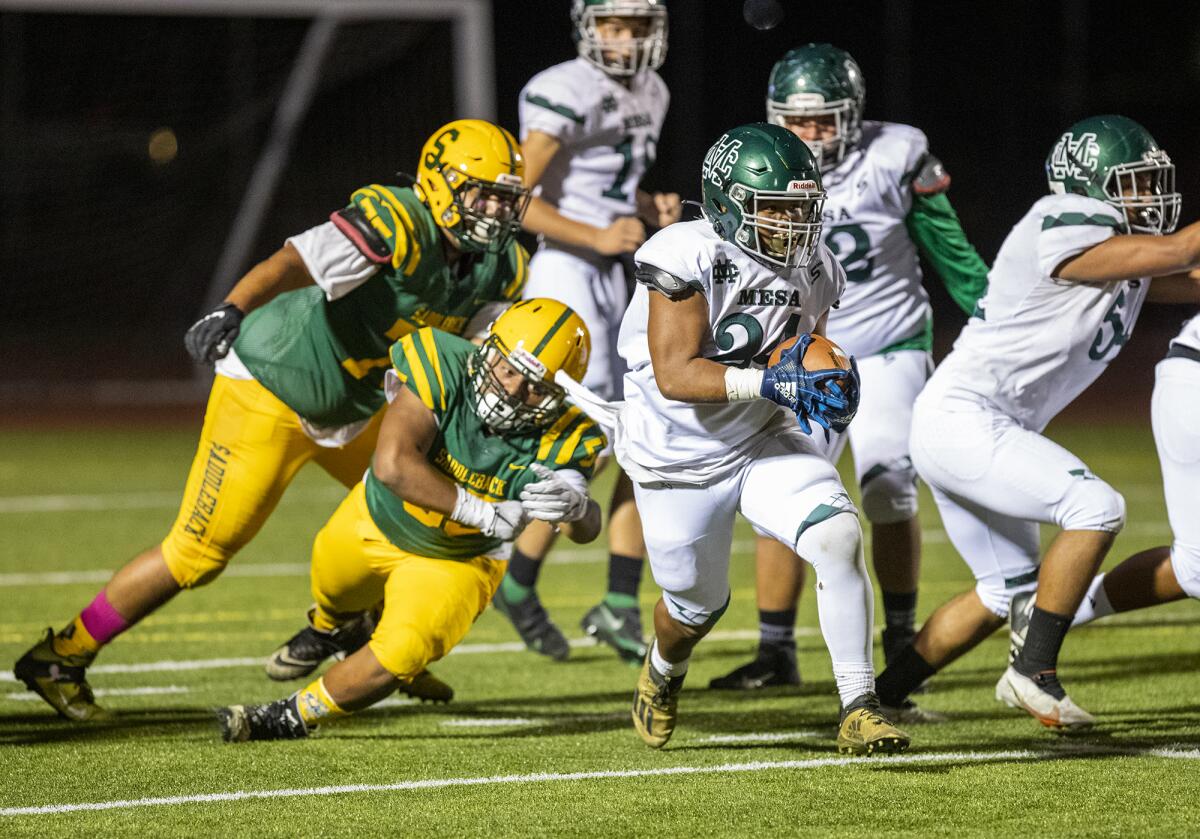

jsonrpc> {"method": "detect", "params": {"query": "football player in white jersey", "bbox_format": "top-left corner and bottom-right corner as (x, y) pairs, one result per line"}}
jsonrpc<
(875, 115), (1200, 731)
(1009, 311), (1200, 645)
(493, 0), (682, 665)
(602, 122), (908, 755)
(710, 44), (991, 692)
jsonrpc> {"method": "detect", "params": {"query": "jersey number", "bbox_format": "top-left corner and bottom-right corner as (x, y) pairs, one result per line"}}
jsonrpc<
(1088, 288), (1132, 360)
(601, 134), (657, 202)
(712, 312), (802, 368)
(824, 223), (874, 283)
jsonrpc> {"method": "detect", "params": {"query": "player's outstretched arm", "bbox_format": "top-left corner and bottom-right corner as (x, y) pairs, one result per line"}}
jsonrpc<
(905, 191), (990, 315)
(520, 465), (601, 544)
(374, 386), (526, 540)
(184, 243), (315, 362)
(520, 130), (645, 256)
(1056, 218), (1200, 284)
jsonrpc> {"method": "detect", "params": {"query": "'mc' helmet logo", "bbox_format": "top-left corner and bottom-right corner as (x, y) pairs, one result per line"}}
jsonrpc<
(1049, 132), (1100, 179)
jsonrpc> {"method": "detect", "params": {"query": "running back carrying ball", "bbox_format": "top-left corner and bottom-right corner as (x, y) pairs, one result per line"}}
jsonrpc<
(763, 332), (859, 435)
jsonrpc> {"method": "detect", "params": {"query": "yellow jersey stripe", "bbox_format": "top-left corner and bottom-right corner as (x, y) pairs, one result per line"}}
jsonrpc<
(555, 414), (595, 465)
(538, 406), (582, 461)
(418, 328), (447, 412)
(400, 335), (435, 409)
(340, 356), (392, 380)
(385, 318), (418, 342)
(503, 246), (528, 300)
(375, 184), (419, 275)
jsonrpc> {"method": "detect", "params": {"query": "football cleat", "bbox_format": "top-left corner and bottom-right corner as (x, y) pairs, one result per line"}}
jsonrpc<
(1006, 590), (1037, 666)
(218, 698), (310, 743)
(13, 628), (109, 722)
(631, 657), (685, 749)
(492, 586), (570, 661)
(398, 670), (455, 704)
(708, 644), (801, 690)
(880, 698), (947, 725)
(837, 692), (911, 756)
(265, 609), (375, 681)
(995, 666), (1095, 732)
(581, 602), (648, 665)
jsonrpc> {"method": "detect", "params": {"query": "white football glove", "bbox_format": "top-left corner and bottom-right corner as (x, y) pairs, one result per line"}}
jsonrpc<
(450, 487), (528, 541)
(519, 464), (590, 523)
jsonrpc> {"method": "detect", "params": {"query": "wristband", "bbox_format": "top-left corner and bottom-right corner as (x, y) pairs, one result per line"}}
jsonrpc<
(724, 367), (764, 402)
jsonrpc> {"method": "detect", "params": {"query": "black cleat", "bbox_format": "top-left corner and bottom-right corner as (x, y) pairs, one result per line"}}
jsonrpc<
(708, 644), (801, 690)
(218, 698), (310, 742)
(581, 602), (648, 664)
(265, 609), (375, 681)
(492, 586), (570, 661)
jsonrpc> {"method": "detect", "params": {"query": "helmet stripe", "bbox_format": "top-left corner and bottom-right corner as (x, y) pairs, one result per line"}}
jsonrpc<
(497, 126), (518, 175)
(531, 308), (575, 355)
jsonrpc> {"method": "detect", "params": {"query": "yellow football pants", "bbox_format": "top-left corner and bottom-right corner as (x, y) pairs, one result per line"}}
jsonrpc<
(310, 483), (506, 680)
(161, 375), (382, 588)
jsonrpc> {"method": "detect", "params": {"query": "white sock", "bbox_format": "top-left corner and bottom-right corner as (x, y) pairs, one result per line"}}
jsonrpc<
(649, 640), (688, 678)
(832, 662), (876, 708)
(1072, 573), (1114, 627)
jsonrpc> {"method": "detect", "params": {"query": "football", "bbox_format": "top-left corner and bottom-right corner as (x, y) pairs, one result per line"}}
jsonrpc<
(768, 333), (852, 372)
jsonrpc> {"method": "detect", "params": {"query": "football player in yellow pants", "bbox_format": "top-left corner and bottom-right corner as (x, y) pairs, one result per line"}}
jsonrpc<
(218, 300), (606, 741)
(14, 119), (533, 721)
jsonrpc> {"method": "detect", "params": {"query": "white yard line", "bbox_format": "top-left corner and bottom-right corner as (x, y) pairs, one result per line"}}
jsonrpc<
(4, 747), (1198, 817)
(0, 628), (802, 683)
(695, 731), (821, 744)
(1, 686), (188, 701)
(441, 718), (533, 728)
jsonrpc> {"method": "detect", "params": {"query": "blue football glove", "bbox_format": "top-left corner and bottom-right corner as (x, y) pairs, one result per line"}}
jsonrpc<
(759, 333), (850, 434)
(823, 355), (861, 435)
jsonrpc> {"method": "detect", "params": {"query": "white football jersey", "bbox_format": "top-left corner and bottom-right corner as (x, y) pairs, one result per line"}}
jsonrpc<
(519, 58), (669, 230)
(821, 121), (931, 357)
(1170, 313), (1200, 353)
(616, 220), (846, 482)
(922, 193), (1147, 432)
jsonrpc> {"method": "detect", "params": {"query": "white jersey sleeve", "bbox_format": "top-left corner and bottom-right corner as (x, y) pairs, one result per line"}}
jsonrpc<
(286, 221), (381, 302)
(1170, 313), (1200, 353)
(1036, 198), (1122, 278)
(519, 65), (591, 146)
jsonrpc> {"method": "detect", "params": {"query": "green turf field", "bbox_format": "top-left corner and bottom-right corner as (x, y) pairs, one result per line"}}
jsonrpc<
(1, 420), (1197, 837)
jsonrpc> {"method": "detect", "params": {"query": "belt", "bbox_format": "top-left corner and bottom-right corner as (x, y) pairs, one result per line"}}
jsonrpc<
(1166, 343), (1200, 363)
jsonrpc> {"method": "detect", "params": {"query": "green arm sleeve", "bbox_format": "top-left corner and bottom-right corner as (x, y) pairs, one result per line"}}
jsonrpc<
(904, 192), (990, 315)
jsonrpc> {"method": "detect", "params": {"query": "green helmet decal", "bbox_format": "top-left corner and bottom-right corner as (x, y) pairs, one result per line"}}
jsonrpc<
(765, 43), (865, 172)
(1047, 115), (1180, 235)
(571, 0), (668, 78)
(701, 122), (826, 269)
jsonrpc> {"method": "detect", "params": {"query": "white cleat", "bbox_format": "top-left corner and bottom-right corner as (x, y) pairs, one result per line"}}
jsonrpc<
(995, 666), (1095, 732)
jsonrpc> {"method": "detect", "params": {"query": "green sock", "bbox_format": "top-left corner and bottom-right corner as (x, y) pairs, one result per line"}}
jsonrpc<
(603, 592), (639, 610)
(500, 575), (533, 603)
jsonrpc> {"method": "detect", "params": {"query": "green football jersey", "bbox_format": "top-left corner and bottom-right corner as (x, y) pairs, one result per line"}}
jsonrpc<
(233, 184), (529, 427)
(364, 328), (607, 560)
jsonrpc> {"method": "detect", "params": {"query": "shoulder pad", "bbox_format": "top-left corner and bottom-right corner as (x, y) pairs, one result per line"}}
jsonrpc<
(634, 262), (702, 300)
(330, 205), (392, 265)
(910, 153), (951, 195)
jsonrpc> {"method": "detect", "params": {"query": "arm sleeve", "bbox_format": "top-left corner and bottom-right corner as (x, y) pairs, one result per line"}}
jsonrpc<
(904, 192), (991, 315)
(286, 221), (381, 302)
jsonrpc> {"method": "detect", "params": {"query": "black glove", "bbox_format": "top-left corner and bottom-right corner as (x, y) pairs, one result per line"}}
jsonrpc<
(184, 302), (244, 363)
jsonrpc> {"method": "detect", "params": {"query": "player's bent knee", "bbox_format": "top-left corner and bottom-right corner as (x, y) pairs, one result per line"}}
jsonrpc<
(1057, 478), (1126, 533)
(368, 627), (435, 682)
(859, 461), (919, 524)
(160, 539), (234, 589)
(794, 503), (862, 567)
(1170, 541), (1200, 600)
(975, 579), (1022, 618)
(662, 592), (728, 629)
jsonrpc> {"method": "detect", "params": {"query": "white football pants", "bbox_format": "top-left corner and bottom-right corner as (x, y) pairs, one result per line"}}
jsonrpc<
(1152, 356), (1200, 598)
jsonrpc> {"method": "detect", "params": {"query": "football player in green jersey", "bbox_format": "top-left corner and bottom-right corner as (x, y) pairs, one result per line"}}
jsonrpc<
(13, 120), (533, 722)
(219, 299), (606, 741)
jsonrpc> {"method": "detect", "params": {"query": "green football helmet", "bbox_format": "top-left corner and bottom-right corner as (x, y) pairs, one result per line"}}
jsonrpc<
(766, 43), (865, 172)
(1046, 115), (1180, 235)
(701, 122), (826, 269)
(571, 0), (668, 78)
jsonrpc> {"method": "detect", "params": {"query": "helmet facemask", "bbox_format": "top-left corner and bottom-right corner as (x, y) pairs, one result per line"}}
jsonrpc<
(574, 2), (667, 78)
(1104, 152), (1181, 235)
(723, 182), (825, 269)
(767, 95), (860, 172)
(440, 170), (530, 253)
(470, 336), (568, 436)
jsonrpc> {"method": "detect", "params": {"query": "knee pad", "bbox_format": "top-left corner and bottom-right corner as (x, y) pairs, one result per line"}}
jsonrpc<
(160, 537), (232, 589)
(1057, 476), (1126, 533)
(1170, 541), (1200, 600)
(859, 458), (919, 524)
(794, 505), (863, 573)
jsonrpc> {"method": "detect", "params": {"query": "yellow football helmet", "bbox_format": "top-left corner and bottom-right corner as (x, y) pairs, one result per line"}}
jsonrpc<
(470, 299), (591, 434)
(415, 119), (530, 253)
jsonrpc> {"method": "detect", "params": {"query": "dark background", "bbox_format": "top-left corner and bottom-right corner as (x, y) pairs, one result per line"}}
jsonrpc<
(2, 0), (1198, 409)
